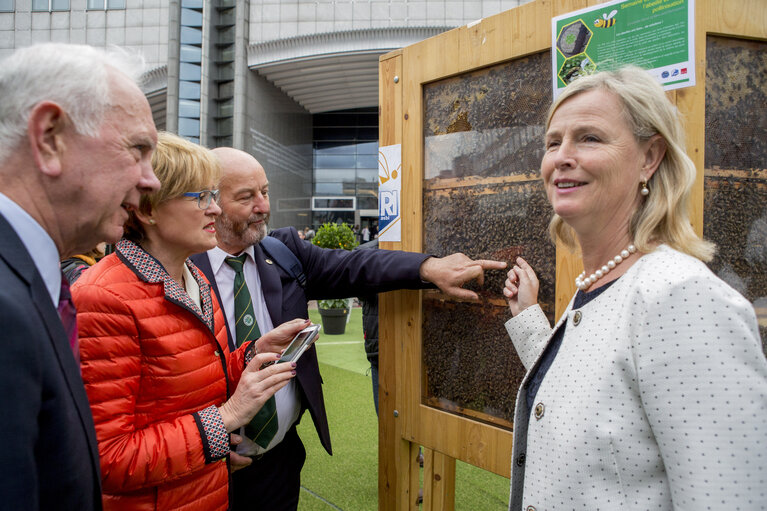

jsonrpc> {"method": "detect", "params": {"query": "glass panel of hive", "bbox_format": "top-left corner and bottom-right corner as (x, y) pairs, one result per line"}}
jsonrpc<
(421, 51), (555, 428)
(703, 36), (767, 354)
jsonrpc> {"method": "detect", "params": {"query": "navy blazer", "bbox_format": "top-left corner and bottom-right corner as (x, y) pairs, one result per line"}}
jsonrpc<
(0, 214), (102, 510)
(192, 227), (430, 453)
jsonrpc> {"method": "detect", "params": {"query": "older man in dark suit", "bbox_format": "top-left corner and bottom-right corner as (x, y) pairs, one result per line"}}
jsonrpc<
(191, 147), (505, 511)
(0, 43), (160, 510)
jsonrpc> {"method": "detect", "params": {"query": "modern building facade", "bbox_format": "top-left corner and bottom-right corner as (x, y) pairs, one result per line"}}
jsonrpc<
(0, 0), (532, 229)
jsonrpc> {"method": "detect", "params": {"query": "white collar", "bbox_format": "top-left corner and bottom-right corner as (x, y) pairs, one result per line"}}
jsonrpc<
(0, 192), (60, 304)
(207, 244), (256, 274)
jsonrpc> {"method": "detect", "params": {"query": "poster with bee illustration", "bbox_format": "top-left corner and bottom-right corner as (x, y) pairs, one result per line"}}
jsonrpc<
(378, 144), (402, 242)
(551, 0), (695, 97)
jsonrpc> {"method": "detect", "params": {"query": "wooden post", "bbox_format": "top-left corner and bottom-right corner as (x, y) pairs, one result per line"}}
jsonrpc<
(378, 50), (415, 511)
(423, 448), (456, 511)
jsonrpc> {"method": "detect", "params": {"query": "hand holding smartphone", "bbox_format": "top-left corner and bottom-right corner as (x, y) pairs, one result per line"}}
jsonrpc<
(278, 324), (321, 364)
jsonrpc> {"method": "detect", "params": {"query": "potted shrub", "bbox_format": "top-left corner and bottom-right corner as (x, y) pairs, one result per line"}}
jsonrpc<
(312, 222), (359, 334)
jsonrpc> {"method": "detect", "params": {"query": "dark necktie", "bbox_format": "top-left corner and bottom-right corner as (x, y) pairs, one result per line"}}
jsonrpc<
(57, 272), (80, 366)
(224, 254), (278, 448)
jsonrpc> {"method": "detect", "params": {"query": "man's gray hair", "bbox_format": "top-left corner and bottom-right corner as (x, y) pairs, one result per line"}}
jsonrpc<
(0, 43), (146, 163)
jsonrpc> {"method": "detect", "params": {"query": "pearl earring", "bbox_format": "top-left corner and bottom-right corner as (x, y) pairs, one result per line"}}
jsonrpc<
(149, 219), (156, 225)
(640, 180), (649, 196)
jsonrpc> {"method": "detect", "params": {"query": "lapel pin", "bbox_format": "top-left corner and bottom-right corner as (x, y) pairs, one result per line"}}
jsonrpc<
(265, 259), (274, 265)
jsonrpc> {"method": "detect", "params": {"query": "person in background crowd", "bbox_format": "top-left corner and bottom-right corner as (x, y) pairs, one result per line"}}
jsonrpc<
(352, 224), (361, 244)
(0, 42), (162, 511)
(503, 66), (767, 510)
(191, 147), (506, 511)
(61, 242), (108, 284)
(72, 132), (305, 510)
(354, 238), (380, 414)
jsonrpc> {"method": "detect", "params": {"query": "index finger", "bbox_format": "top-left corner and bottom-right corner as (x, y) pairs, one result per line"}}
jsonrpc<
(286, 317), (311, 326)
(473, 259), (508, 270)
(245, 351), (281, 372)
(280, 318), (312, 332)
(515, 257), (538, 284)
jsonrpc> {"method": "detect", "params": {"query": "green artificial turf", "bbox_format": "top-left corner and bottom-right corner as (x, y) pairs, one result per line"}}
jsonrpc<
(298, 308), (509, 510)
(310, 308), (370, 376)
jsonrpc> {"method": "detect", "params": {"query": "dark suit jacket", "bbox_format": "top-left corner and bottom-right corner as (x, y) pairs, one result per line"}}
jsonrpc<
(0, 214), (102, 510)
(191, 227), (429, 454)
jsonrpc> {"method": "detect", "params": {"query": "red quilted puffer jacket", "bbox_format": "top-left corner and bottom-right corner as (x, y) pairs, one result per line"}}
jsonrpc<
(72, 240), (248, 511)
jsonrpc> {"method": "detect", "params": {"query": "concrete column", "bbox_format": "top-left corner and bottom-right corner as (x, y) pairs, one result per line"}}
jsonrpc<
(165, 0), (181, 134)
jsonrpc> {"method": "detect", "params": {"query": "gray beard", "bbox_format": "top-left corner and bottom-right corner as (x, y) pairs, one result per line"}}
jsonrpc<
(217, 213), (269, 250)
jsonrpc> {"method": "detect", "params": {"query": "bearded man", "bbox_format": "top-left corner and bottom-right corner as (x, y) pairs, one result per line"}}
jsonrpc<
(191, 147), (505, 511)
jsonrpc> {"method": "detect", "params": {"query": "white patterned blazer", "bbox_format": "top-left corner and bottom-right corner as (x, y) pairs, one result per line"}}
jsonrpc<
(504, 245), (767, 511)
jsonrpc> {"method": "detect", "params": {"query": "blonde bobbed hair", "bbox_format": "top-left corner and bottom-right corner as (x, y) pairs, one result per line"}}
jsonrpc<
(123, 132), (221, 243)
(547, 66), (714, 262)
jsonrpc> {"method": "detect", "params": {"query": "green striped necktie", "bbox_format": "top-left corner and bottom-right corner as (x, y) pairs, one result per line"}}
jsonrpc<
(224, 253), (278, 448)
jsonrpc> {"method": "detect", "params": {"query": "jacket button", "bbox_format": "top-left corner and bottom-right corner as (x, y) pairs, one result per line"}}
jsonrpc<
(573, 310), (582, 325)
(534, 402), (545, 420)
(516, 453), (526, 467)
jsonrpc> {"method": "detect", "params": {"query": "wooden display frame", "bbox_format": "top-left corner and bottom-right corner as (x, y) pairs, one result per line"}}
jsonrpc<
(378, 1), (766, 509)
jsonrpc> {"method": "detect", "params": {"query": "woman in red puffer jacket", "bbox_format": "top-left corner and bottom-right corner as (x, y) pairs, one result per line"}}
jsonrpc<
(73, 132), (307, 511)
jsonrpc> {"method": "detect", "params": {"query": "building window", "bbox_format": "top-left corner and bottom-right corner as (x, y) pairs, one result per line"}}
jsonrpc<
(32, 0), (69, 11)
(312, 107), (379, 228)
(177, 0), (203, 143)
(86, 0), (126, 9)
(0, 0), (13, 12)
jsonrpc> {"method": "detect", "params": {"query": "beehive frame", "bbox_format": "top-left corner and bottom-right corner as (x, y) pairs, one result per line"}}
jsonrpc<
(378, 1), (766, 509)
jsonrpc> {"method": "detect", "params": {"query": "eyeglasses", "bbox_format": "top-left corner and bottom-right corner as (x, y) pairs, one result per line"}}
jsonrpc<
(183, 189), (220, 210)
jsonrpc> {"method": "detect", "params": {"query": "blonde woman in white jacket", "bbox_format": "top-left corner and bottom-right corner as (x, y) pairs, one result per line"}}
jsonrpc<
(503, 67), (767, 511)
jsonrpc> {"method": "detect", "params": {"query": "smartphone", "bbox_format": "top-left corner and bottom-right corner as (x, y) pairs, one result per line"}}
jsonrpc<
(278, 324), (321, 364)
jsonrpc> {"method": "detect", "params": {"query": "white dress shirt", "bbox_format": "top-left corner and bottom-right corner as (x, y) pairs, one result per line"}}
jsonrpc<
(206, 245), (302, 455)
(0, 192), (61, 305)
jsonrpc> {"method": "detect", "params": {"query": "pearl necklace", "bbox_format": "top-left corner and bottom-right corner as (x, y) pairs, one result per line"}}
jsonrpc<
(575, 244), (637, 291)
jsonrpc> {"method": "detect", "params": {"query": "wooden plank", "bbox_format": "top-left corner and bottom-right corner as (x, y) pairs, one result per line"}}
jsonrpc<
(423, 448), (457, 511)
(401, 292), (425, 510)
(378, 52), (407, 511)
(424, 174), (542, 191)
(705, 168), (767, 179)
(379, 54), (402, 149)
(673, 0), (707, 237)
(380, 48), (403, 63)
(422, 396), (515, 430)
(415, 405), (514, 478)
(400, 55), (425, 255)
(399, 0), (597, 86)
(705, 0), (767, 40)
(555, 239), (581, 320)
(399, 44), (429, 501)
(422, 448), (435, 511)
(407, 442), (422, 510)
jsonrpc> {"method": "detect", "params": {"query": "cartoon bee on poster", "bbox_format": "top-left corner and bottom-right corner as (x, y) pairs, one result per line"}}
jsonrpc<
(594, 9), (617, 28)
(378, 150), (400, 185)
